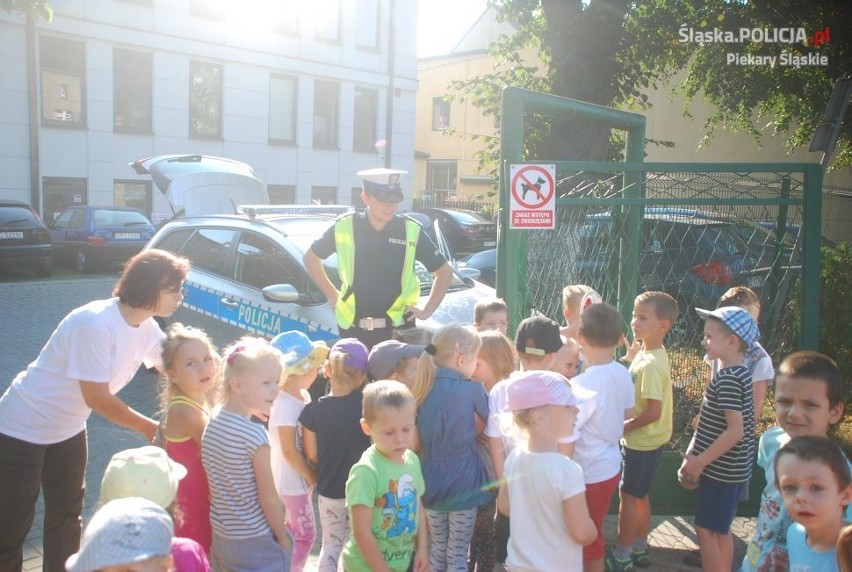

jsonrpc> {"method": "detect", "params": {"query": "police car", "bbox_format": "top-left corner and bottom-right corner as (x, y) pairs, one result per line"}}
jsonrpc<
(143, 207), (495, 346)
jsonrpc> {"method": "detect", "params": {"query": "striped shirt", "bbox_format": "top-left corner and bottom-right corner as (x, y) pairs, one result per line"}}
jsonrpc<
(201, 409), (270, 538)
(693, 365), (754, 482)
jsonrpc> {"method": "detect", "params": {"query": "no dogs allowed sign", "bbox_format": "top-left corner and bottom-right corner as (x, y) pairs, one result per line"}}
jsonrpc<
(509, 164), (556, 229)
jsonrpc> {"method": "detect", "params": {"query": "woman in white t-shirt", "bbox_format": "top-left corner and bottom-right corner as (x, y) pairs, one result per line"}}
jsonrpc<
(0, 249), (189, 572)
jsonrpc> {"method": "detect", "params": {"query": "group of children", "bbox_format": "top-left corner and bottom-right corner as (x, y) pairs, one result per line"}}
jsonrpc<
(64, 283), (850, 572)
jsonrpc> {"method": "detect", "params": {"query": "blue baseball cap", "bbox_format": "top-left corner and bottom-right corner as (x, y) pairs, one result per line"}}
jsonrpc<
(695, 306), (760, 346)
(271, 331), (329, 371)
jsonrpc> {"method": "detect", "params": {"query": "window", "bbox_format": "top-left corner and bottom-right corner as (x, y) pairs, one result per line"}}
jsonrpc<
(429, 162), (457, 197)
(155, 228), (193, 254)
(353, 87), (378, 152)
(269, 75), (297, 144)
(182, 228), (235, 277)
(114, 180), (152, 217)
(432, 98), (450, 131)
(53, 208), (84, 230)
(313, 81), (339, 148)
(43, 177), (87, 224)
(356, 0), (379, 48)
(350, 187), (363, 206)
(268, 185), (296, 204)
(189, 61), (222, 138)
(234, 233), (302, 290)
(114, 49), (152, 133)
(190, 0), (223, 19)
(315, 0), (340, 41)
(40, 36), (85, 128)
(311, 186), (337, 205)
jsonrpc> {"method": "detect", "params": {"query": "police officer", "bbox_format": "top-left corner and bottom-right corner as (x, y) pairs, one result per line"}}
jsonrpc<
(304, 168), (452, 348)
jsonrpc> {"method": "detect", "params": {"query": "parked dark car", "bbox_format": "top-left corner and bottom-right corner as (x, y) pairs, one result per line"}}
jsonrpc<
(416, 207), (497, 256)
(457, 248), (496, 287)
(0, 199), (53, 277)
(49, 206), (156, 272)
(576, 211), (769, 345)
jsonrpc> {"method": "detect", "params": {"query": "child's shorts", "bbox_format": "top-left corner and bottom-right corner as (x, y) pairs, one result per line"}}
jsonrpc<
(583, 473), (620, 561)
(694, 476), (747, 535)
(211, 530), (292, 572)
(620, 446), (664, 498)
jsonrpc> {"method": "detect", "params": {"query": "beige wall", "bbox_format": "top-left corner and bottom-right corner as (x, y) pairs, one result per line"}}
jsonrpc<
(415, 51), (501, 202)
(642, 78), (852, 190)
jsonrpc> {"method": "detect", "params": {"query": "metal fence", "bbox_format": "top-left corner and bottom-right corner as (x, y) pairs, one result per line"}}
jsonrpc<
(497, 87), (823, 452)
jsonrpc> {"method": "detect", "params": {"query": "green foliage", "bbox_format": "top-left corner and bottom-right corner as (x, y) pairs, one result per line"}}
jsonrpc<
(448, 0), (850, 182)
(0, 0), (53, 21)
(815, 242), (852, 384)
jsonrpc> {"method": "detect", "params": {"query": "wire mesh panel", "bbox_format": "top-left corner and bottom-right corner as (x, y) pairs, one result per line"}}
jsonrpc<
(509, 165), (815, 451)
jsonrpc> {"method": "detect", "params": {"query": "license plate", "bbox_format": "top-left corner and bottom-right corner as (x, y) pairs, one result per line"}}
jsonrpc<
(0, 232), (24, 239)
(747, 276), (762, 288)
(484, 241), (496, 247)
(114, 232), (140, 239)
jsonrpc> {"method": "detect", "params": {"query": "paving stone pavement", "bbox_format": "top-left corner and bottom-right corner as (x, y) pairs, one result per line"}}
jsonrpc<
(1, 276), (756, 571)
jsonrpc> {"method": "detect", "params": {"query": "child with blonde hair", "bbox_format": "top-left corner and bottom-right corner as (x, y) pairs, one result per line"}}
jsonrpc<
(561, 284), (599, 339)
(469, 330), (518, 571)
(201, 337), (292, 571)
(554, 335), (581, 379)
(412, 324), (490, 572)
(343, 380), (429, 572)
(269, 331), (329, 572)
(299, 338), (372, 572)
(497, 370), (597, 571)
(839, 525), (852, 572)
(158, 323), (219, 553)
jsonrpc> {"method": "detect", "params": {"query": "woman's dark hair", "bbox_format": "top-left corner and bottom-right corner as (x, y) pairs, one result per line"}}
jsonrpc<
(112, 249), (189, 310)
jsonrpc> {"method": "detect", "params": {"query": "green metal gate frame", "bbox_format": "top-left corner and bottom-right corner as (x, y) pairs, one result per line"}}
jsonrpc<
(497, 86), (822, 351)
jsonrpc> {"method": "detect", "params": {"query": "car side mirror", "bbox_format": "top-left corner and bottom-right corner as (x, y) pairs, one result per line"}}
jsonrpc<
(262, 284), (307, 305)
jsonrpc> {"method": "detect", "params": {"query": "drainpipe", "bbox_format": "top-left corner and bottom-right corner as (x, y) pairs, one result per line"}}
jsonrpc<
(26, 13), (41, 214)
(384, 0), (396, 168)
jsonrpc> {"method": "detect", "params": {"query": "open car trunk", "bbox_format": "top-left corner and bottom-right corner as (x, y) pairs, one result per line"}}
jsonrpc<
(131, 154), (268, 216)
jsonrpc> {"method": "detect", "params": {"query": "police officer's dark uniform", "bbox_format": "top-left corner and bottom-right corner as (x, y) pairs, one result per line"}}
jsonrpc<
(307, 169), (447, 348)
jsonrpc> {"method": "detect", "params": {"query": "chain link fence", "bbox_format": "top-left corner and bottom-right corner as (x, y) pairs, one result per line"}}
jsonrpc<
(506, 166), (815, 451)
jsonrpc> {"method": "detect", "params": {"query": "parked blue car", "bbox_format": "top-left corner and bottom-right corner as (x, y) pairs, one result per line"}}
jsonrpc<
(48, 205), (156, 272)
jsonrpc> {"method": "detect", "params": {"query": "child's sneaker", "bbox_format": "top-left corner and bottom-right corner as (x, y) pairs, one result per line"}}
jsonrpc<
(604, 545), (635, 572)
(631, 547), (650, 568)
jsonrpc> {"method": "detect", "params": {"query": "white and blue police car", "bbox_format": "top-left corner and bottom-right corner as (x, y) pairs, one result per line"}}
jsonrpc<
(143, 206), (496, 346)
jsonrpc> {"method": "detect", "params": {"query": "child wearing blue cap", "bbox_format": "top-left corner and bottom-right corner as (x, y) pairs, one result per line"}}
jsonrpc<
(679, 306), (758, 571)
(269, 331), (329, 572)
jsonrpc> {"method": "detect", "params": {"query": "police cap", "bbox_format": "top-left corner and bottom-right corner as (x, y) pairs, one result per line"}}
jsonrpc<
(358, 168), (407, 203)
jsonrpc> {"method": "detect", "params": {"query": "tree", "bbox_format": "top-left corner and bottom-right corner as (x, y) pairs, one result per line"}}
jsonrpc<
(450, 0), (850, 176)
(1, 0), (52, 213)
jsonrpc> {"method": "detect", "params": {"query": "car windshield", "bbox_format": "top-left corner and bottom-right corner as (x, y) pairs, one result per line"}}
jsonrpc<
(270, 216), (471, 292)
(446, 210), (490, 224)
(93, 209), (151, 227)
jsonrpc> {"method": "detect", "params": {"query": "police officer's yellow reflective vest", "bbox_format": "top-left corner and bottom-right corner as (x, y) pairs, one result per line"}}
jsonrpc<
(334, 214), (421, 329)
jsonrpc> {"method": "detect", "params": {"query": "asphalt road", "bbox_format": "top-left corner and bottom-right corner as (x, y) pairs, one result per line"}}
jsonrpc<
(0, 273), (158, 570)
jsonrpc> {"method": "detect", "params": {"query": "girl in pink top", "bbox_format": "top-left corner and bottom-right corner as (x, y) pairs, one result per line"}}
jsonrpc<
(158, 323), (220, 553)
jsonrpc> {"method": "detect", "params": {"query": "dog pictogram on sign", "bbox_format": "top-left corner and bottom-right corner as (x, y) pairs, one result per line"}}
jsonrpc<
(509, 164), (556, 229)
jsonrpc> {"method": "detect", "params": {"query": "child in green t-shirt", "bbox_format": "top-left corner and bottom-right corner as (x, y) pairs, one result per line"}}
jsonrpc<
(343, 380), (428, 572)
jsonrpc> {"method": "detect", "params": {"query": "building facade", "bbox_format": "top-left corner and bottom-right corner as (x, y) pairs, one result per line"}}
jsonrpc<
(0, 0), (417, 223)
